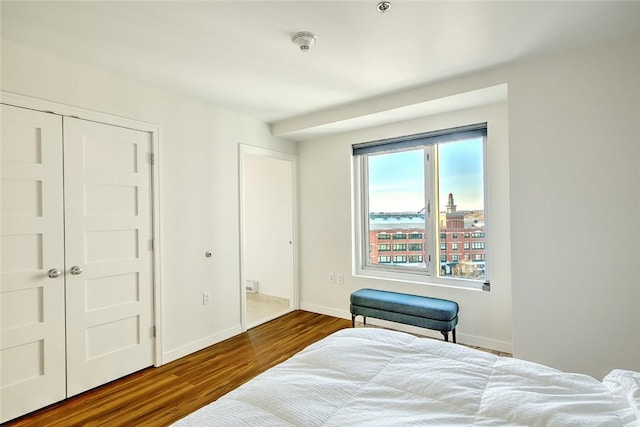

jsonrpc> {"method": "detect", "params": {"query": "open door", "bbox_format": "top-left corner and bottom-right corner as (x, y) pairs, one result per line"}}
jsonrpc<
(239, 145), (297, 330)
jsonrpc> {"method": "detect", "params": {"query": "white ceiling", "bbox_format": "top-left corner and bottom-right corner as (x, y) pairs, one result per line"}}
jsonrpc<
(2, 1), (640, 132)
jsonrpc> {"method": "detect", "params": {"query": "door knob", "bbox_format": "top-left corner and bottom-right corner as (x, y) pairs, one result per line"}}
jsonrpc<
(70, 266), (83, 275)
(48, 268), (62, 278)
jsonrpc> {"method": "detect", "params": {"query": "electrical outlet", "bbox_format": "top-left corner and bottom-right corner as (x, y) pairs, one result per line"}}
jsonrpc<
(328, 273), (335, 283)
(336, 274), (344, 284)
(203, 292), (211, 305)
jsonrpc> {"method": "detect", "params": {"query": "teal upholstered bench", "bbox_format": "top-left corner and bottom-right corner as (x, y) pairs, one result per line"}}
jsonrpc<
(350, 288), (459, 342)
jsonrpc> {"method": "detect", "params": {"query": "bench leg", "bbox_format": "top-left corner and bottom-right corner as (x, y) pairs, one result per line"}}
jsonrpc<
(440, 329), (457, 343)
(351, 314), (355, 327)
(363, 316), (367, 326)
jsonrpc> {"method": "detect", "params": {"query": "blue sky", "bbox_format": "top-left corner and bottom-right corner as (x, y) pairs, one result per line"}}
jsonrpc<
(368, 138), (484, 212)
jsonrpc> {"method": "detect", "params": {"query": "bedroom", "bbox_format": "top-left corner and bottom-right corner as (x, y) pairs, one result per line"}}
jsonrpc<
(1, 0), (639, 424)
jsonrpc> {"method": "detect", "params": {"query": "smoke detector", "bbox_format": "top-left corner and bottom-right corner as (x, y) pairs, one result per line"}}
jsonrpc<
(377, 1), (391, 13)
(292, 31), (318, 52)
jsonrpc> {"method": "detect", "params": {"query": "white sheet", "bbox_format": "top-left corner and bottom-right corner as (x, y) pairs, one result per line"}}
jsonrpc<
(173, 328), (639, 426)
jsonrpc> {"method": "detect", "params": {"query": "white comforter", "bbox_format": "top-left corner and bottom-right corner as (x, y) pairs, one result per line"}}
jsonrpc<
(174, 328), (640, 426)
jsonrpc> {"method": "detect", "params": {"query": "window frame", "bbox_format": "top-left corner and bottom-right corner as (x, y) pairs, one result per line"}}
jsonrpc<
(353, 123), (489, 291)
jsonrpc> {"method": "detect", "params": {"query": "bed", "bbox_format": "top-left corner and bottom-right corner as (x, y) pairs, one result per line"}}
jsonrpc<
(173, 328), (640, 426)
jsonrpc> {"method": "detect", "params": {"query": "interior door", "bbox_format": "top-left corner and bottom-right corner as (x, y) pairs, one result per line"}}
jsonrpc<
(0, 105), (66, 421)
(63, 117), (154, 396)
(241, 148), (296, 329)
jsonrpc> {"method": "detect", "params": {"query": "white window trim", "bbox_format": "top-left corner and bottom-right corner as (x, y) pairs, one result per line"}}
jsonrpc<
(352, 133), (489, 292)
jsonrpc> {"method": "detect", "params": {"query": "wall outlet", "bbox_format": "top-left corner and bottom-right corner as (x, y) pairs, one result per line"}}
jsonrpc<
(203, 292), (211, 305)
(336, 273), (344, 284)
(328, 273), (335, 283)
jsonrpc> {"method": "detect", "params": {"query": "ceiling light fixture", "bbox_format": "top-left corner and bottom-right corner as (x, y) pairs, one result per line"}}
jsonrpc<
(291, 31), (318, 52)
(377, 1), (391, 13)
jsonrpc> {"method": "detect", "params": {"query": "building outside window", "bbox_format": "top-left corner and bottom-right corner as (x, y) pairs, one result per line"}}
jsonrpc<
(379, 256), (391, 263)
(354, 123), (488, 290)
(378, 244), (391, 251)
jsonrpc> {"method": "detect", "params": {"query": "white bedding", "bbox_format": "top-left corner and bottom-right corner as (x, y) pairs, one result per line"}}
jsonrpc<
(174, 328), (640, 426)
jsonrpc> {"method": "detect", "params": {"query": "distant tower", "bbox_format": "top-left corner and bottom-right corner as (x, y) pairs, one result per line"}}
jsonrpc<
(445, 193), (464, 229)
(446, 193), (457, 213)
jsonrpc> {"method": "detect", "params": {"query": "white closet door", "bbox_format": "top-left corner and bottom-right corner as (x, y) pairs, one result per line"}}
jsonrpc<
(0, 105), (66, 422)
(63, 117), (154, 397)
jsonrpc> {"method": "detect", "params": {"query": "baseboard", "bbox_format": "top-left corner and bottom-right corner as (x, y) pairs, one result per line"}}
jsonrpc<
(299, 302), (512, 354)
(299, 303), (348, 320)
(161, 324), (242, 364)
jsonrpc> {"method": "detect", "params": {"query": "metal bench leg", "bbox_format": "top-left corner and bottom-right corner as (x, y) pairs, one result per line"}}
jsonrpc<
(441, 331), (449, 342)
(363, 316), (367, 326)
(453, 328), (457, 343)
(351, 314), (356, 327)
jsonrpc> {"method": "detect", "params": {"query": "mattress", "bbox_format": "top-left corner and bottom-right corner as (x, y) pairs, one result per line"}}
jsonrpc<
(173, 328), (640, 426)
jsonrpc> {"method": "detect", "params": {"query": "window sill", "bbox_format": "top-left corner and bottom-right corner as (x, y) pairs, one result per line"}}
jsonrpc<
(354, 268), (486, 292)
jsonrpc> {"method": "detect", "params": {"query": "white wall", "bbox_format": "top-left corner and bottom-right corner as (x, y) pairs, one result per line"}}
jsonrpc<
(507, 35), (640, 379)
(298, 102), (513, 352)
(297, 33), (640, 378)
(0, 39), (297, 363)
(243, 154), (293, 300)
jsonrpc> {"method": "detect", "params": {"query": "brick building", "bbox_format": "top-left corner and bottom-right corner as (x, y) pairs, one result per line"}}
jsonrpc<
(368, 193), (485, 279)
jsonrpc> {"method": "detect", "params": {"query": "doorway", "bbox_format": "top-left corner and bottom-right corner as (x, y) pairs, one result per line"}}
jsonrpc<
(239, 145), (297, 330)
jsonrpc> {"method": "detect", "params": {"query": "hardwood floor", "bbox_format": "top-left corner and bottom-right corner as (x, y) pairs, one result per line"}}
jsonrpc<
(4, 311), (351, 427)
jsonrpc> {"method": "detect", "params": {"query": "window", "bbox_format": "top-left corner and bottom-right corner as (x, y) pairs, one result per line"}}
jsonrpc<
(354, 123), (488, 290)
(379, 256), (391, 263)
(378, 244), (391, 251)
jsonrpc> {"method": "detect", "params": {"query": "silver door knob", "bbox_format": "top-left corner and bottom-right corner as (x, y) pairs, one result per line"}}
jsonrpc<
(48, 268), (62, 278)
(70, 266), (83, 275)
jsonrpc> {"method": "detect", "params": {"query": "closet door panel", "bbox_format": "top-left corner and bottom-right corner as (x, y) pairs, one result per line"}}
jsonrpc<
(0, 105), (66, 423)
(62, 117), (154, 397)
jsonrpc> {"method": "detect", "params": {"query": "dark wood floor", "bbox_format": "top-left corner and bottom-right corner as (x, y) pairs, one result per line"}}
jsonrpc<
(4, 310), (351, 427)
